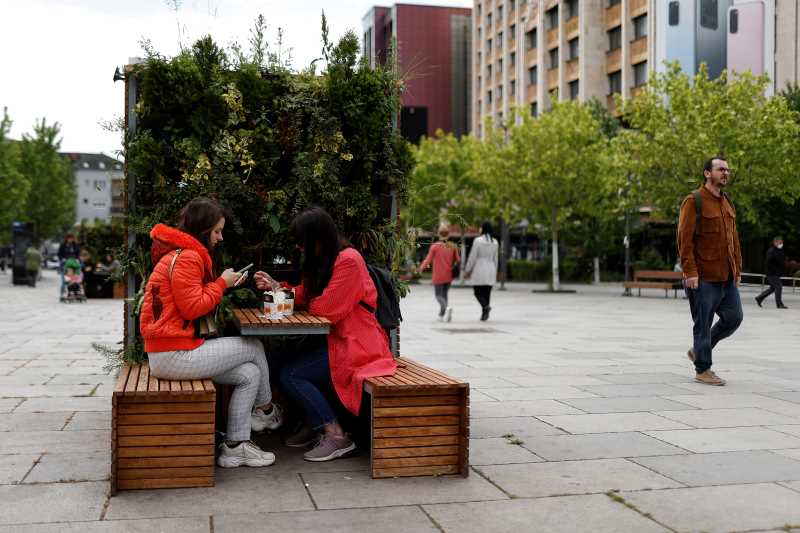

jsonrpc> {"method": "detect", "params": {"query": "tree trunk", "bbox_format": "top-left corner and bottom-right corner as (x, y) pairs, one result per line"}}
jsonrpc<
(551, 210), (560, 292)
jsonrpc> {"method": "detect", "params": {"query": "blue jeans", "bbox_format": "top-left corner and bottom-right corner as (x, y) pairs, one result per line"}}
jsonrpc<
(686, 278), (743, 373)
(279, 344), (336, 429)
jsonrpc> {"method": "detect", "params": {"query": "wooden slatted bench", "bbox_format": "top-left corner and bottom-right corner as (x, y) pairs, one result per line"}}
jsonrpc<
(111, 363), (216, 494)
(623, 270), (683, 298)
(363, 357), (469, 479)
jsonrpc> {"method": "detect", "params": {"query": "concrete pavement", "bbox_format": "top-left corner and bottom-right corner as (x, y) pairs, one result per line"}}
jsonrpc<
(1, 268), (800, 532)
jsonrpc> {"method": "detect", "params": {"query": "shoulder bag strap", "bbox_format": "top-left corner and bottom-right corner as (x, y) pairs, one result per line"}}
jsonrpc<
(692, 190), (702, 236)
(167, 249), (182, 280)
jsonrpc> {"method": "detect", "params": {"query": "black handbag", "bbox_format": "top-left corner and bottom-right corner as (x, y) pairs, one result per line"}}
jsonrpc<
(168, 249), (219, 339)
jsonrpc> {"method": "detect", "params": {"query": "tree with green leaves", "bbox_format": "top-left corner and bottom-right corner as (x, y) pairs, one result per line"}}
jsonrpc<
(0, 108), (30, 244)
(499, 101), (612, 291)
(17, 119), (75, 241)
(618, 63), (800, 222)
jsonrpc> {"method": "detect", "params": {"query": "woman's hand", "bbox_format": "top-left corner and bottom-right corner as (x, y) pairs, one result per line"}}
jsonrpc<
(220, 268), (242, 288)
(254, 271), (280, 291)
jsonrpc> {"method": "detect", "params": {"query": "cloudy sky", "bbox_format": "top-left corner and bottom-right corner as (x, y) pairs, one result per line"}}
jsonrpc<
(1, 0), (470, 157)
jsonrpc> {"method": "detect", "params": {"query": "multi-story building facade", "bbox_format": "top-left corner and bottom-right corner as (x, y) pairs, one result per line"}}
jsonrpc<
(473, 0), (655, 133)
(363, 4), (472, 142)
(63, 153), (124, 224)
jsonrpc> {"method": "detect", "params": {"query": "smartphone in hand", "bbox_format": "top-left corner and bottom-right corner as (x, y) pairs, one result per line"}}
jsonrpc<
(233, 263), (253, 287)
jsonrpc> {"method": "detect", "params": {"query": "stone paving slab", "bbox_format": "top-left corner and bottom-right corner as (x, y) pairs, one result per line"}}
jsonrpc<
(214, 506), (438, 533)
(479, 385), (599, 401)
(539, 412), (692, 434)
(63, 412), (111, 431)
(587, 372), (688, 384)
(0, 481), (108, 525)
(633, 449), (800, 486)
(645, 427), (800, 453)
(24, 451), (110, 483)
(107, 470), (314, 520)
(470, 416), (566, 438)
(0, 412), (71, 432)
(0, 399), (23, 414)
(521, 432), (687, 461)
(0, 430), (110, 454)
(0, 454), (39, 485)
(423, 494), (669, 533)
(476, 458), (682, 498)
(654, 407), (800, 428)
(577, 383), (695, 398)
(470, 399), (584, 418)
(302, 469), (507, 510)
(558, 396), (699, 414)
(0, 517), (210, 533)
(12, 397), (109, 412)
(469, 438), (544, 465)
(620, 483), (800, 533)
(762, 391), (800, 404)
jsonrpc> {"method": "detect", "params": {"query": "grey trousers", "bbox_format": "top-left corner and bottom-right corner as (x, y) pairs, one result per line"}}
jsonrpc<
(148, 337), (272, 441)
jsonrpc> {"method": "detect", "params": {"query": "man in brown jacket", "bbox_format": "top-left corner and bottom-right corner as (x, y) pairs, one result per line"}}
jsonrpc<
(677, 156), (743, 386)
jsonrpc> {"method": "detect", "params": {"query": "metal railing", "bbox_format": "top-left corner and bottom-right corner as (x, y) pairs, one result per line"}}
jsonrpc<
(741, 272), (800, 294)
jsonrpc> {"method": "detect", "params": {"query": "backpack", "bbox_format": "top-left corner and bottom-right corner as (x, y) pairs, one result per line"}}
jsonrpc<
(677, 189), (732, 267)
(359, 263), (402, 332)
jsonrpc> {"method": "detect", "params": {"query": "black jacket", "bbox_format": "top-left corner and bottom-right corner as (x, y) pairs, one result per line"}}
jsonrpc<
(58, 241), (80, 261)
(765, 246), (786, 277)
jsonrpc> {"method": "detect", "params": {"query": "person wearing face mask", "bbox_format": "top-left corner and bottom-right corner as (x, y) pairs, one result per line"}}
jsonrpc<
(139, 197), (283, 469)
(756, 236), (788, 309)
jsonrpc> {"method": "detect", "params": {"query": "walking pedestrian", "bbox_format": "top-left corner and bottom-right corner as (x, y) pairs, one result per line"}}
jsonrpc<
(465, 221), (499, 321)
(756, 236), (789, 309)
(677, 156), (743, 386)
(419, 224), (460, 322)
(25, 244), (42, 287)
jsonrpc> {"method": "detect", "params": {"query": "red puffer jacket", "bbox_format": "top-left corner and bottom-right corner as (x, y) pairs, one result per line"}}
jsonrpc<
(139, 224), (227, 353)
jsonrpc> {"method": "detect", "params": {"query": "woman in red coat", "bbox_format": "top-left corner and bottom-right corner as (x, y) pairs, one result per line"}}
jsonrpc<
(254, 207), (396, 462)
(419, 224), (460, 322)
(139, 197), (283, 468)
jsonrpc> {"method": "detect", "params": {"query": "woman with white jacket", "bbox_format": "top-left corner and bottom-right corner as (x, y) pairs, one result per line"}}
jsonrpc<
(464, 221), (499, 321)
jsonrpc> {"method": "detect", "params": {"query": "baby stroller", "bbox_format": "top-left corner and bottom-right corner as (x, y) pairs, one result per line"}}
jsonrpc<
(60, 258), (86, 303)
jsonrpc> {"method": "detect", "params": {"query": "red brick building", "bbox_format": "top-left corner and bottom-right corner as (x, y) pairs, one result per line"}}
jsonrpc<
(363, 4), (472, 142)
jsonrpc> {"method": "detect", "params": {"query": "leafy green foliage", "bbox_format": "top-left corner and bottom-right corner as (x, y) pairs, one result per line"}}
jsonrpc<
(0, 108), (29, 244)
(78, 218), (125, 263)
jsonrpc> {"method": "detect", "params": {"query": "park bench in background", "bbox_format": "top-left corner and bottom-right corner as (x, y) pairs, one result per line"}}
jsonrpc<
(111, 364), (216, 494)
(623, 270), (683, 298)
(364, 357), (469, 478)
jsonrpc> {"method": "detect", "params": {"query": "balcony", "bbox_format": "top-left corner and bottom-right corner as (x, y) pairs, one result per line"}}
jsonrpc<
(526, 47), (538, 66)
(629, 0), (648, 18)
(508, 36), (516, 51)
(565, 16), (579, 39)
(566, 58), (579, 81)
(630, 37), (648, 65)
(606, 48), (622, 73)
(547, 27), (559, 49)
(527, 84), (538, 102)
(631, 85), (646, 98)
(526, 9), (539, 30)
(547, 68), (559, 89)
(605, 3), (621, 30)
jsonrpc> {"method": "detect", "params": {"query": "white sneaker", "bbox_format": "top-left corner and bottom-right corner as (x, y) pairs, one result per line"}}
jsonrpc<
(251, 404), (283, 433)
(445, 307), (453, 322)
(437, 315), (444, 322)
(217, 440), (275, 468)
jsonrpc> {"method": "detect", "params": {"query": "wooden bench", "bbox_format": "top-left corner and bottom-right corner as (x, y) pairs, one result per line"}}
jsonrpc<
(363, 357), (469, 479)
(623, 270), (683, 298)
(111, 363), (216, 494)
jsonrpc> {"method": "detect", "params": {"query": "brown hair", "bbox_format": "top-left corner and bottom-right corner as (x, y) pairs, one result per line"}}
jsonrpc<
(177, 197), (230, 274)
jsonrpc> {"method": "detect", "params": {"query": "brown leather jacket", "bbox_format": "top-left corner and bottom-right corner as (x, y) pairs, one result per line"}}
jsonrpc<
(677, 186), (742, 282)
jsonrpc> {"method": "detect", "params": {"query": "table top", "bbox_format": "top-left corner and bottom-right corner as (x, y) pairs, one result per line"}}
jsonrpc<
(233, 309), (331, 336)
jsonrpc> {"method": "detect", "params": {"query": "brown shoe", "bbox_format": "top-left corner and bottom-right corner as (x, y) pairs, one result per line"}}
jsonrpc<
(695, 370), (726, 386)
(687, 349), (695, 363)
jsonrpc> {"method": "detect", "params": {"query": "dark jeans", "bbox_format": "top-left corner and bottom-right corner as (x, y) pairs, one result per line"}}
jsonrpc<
(278, 344), (336, 429)
(473, 285), (492, 309)
(686, 278), (743, 373)
(434, 283), (451, 316)
(757, 275), (783, 307)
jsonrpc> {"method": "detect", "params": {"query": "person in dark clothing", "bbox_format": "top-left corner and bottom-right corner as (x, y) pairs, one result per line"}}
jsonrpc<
(57, 234), (81, 266)
(756, 236), (788, 309)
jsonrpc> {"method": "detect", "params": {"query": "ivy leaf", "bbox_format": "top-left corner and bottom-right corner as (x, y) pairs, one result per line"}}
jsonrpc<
(268, 214), (280, 233)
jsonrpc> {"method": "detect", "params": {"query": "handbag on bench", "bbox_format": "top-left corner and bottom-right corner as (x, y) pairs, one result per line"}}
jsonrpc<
(168, 249), (220, 339)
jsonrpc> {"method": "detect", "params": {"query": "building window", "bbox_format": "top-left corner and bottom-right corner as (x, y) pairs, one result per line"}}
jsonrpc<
(478, 99), (482, 111)
(488, 89), (493, 103)
(531, 102), (538, 116)
(700, 0), (718, 29)
(498, 31), (504, 44)
(608, 0), (621, 5)
(510, 0), (516, 9)
(488, 13), (492, 26)
(498, 5), (503, 21)
(569, 80), (579, 100)
(568, 38), (579, 60)
(98, 161), (106, 169)
(497, 112), (503, 123)
(498, 58), (503, 73)
(608, 27), (622, 50)
(546, 7), (559, 30)
(477, 3), (482, 16)
(478, 75), (483, 87)
(528, 66), (538, 85)
(526, 28), (538, 49)
(608, 70), (622, 94)
(549, 48), (559, 69)
(478, 27), (482, 40)
(478, 51), (482, 64)
(82, 162), (90, 168)
(633, 61), (648, 87)
(510, 51), (516, 68)
(487, 64), (492, 78)
(633, 14), (648, 39)
(510, 24), (516, 40)
(93, 180), (107, 191)
(566, 0), (579, 19)
(498, 84), (504, 100)
(510, 79), (516, 96)
(487, 38), (492, 53)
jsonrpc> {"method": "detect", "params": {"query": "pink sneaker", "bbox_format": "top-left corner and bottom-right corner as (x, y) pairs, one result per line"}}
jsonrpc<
(303, 433), (356, 462)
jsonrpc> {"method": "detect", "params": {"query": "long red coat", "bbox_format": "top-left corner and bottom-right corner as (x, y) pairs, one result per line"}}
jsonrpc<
(293, 248), (396, 415)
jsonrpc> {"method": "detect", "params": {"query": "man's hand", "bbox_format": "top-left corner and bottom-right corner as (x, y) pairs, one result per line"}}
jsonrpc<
(685, 276), (699, 290)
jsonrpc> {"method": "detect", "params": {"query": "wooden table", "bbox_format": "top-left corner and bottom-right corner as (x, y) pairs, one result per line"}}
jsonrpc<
(233, 309), (331, 336)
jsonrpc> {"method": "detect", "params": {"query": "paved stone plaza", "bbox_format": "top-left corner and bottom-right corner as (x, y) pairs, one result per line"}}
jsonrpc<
(1, 269), (800, 532)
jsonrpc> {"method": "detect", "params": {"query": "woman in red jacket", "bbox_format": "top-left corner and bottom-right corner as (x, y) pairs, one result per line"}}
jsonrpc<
(254, 207), (396, 462)
(139, 197), (283, 468)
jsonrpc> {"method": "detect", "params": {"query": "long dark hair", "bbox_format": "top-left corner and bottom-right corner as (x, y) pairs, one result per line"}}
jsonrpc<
(177, 197), (229, 274)
(480, 221), (493, 240)
(290, 207), (347, 299)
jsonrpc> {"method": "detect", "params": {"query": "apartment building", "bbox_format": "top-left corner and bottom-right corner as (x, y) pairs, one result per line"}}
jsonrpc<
(473, 0), (655, 134)
(63, 153), (124, 224)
